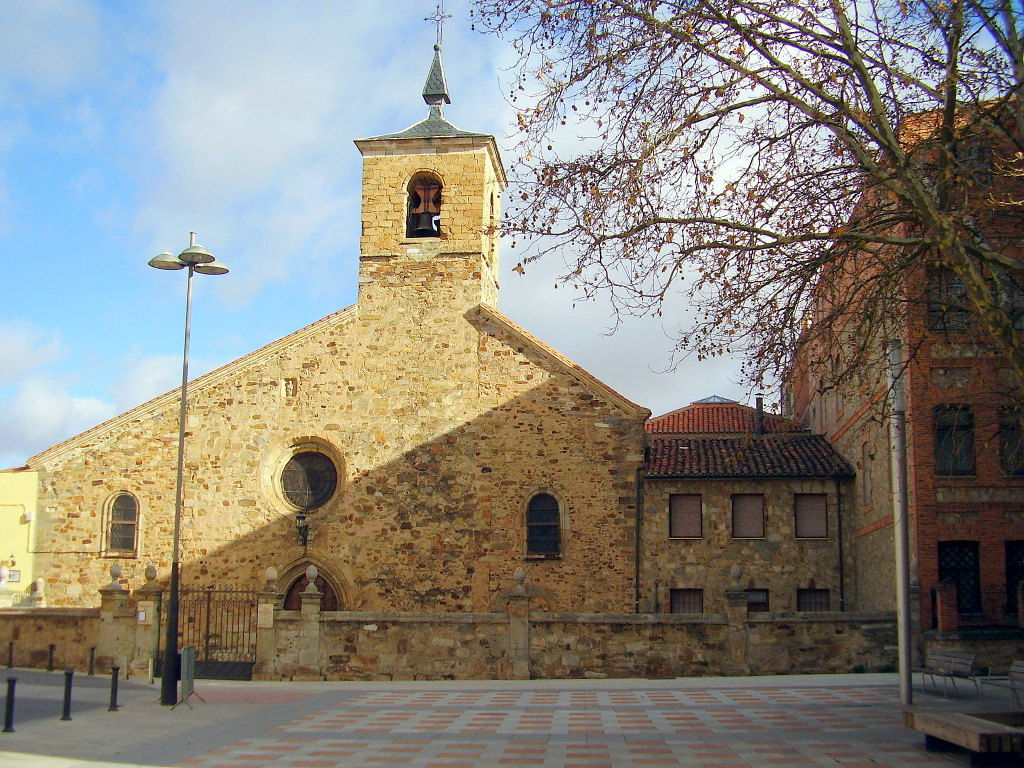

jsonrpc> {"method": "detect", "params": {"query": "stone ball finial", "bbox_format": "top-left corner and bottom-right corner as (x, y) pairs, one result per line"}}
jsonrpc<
(513, 567), (526, 595)
(305, 564), (318, 582)
(729, 564), (743, 585)
(105, 563), (124, 591)
(33, 578), (45, 594)
(144, 565), (158, 582)
(266, 566), (278, 582)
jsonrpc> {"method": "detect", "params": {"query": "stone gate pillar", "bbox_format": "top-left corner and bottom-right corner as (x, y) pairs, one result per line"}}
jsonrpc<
(96, 565), (135, 674)
(132, 565), (163, 678)
(296, 565), (322, 680)
(723, 588), (751, 675)
(504, 568), (531, 680)
(254, 567), (279, 679)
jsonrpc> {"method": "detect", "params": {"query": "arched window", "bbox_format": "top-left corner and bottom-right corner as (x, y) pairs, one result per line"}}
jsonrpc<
(526, 493), (560, 556)
(406, 173), (442, 238)
(280, 451), (338, 510)
(106, 493), (139, 555)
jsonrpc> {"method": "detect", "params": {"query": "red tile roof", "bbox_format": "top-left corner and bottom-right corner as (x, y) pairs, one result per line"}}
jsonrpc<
(646, 435), (853, 479)
(645, 400), (802, 434)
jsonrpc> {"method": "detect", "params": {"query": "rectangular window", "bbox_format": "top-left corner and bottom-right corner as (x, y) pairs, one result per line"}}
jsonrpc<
(794, 494), (828, 538)
(732, 494), (765, 538)
(746, 589), (769, 612)
(797, 589), (831, 612)
(934, 405), (975, 476)
(669, 494), (702, 538)
(938, 540), (982, 614)
(927, 267), (971, 331)
(1000, 407), (1024, 477)
(669, 588), (703, 614)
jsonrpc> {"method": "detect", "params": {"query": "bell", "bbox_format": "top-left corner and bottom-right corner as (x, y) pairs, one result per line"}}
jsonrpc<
(410, 212), (439, 237)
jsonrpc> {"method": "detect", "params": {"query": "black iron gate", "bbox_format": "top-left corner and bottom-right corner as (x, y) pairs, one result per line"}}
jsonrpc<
(159, 588), (259, 680)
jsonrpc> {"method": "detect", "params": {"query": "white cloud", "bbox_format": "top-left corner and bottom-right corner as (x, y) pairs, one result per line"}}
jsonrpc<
(0, 1), (101, 95)
(0, 322), (63, 385)
(111, 353), (182, 413)
(0, 375), (114, 467)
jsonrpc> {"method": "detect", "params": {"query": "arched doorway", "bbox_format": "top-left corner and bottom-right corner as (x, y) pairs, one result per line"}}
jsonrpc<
(283, 572), (340, 611)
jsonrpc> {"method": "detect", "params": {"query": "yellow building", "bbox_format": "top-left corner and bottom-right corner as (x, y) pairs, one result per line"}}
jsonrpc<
(0, 467), (37, 605)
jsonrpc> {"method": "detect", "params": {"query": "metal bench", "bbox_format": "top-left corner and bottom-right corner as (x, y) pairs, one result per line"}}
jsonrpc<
(915, 650), (980, 697)
(980, 660), (1024, 706)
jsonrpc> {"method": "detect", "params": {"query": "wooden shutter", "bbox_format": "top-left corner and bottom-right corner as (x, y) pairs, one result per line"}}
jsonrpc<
(669, 494), (701, 538)
(794, 494), (828, 538)
(731, 494), (764, 538)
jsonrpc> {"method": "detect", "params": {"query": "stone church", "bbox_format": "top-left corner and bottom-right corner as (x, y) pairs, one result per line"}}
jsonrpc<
(22, 45), (653, 614)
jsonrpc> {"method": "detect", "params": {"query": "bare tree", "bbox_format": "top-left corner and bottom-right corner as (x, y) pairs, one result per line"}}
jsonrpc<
(473, 0), (1024, 392)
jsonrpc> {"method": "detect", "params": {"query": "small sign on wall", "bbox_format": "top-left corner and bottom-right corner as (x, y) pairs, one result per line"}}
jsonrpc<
(7, 570), (20, 583)
(257, 603), (274, 629)
(137, 600), (154, 625)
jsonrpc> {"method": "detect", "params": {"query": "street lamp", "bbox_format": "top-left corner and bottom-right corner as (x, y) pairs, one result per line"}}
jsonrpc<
(149, 232), (229, 706)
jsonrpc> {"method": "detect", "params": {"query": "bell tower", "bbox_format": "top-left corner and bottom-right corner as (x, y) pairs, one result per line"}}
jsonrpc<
(354, 41), (506, 314)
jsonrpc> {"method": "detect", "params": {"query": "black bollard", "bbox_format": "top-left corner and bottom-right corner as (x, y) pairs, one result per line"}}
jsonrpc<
(61, 669), (73, 721)
(3, 677), (14, 733)
(6, 641), (11, 669)
(47, 644), (55, 672)
(88, 647), (95, 676)
(108, 665), (119, 712)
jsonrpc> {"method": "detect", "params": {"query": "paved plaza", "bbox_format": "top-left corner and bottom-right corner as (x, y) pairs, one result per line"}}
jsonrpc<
(0, 669), (1015, 767)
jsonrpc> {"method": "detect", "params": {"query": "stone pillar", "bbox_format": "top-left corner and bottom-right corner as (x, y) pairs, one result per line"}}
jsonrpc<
(96, 565), (135, 674)
(934, 581), (959, 635)
(723, 588), (750, 675)
(254, 567), (279, 680)
(132, 566), (163, 678)
(295, 565), (322, 680)
(504, 568), (531, 680)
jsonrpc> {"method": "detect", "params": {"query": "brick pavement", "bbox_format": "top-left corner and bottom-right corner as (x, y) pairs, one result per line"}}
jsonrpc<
(0, 672), (1005, 767)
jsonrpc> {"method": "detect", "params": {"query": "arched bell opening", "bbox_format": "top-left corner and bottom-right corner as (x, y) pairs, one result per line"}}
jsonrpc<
(406, 172), (443, 238)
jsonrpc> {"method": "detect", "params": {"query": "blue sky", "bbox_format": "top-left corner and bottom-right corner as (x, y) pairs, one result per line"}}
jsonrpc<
(0, 0), (747, 469)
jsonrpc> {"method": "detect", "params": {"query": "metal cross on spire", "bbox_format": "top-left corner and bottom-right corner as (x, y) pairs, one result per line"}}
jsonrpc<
(424, 2), (452, 47)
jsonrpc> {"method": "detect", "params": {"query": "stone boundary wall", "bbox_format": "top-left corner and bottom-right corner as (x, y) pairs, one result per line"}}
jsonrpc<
(0, 607), (100, 670)
(0, 574), (901, 681)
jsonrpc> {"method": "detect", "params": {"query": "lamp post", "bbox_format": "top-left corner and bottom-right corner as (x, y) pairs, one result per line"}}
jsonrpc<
(149, 232), (229, 706)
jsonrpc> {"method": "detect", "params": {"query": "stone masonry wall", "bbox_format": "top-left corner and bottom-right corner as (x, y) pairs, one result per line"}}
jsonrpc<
(641, 478), (852, 614)
(0, 608), (100, 670)
(259, 609), (896, 681)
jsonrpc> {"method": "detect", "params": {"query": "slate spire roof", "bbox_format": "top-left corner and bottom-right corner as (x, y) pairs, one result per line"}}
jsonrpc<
(359, 43), (489, 142)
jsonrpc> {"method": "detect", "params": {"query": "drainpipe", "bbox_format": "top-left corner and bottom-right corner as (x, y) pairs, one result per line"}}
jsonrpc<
(835, 476), (846, 611)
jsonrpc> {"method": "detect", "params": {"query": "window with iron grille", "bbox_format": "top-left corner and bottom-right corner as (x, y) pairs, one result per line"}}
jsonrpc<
(1000, 407), (1024, 477)
(526, 493), (560, 556)
(281, 451), (337, 510)
(938, 540), (982, 614)
(995, 267), (1024, 330)
(669, 494), (702, 538)
(732, 494), (765, 538)
(746, 589), (769, 612)
(669, 588), (703, 614)
(794, 494), (828, 538)
(106, 493), (138, 554)
(1006, 541), (1024, 614)
(927, 267), (971, 331)
(933, 405), (975, 476)
(797, 588), (830, 612)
